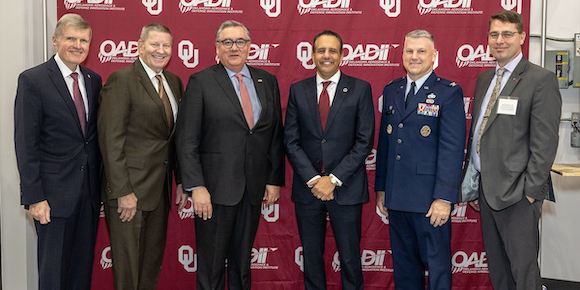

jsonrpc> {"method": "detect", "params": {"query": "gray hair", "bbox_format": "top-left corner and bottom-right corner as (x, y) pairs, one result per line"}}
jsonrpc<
(54, 13), (91, 39)
(140, 23), (172, 42)
(215, 20), (251, 42)
(405, 29), (434, 48)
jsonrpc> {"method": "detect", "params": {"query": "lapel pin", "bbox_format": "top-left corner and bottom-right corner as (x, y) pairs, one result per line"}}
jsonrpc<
(258, 78), (263, 83)
(400, 85), (404, 89)
(424, 86), (429, 90)
(427, 93), (436, 99)
(450, 82), (457, 87)
(343, 87), (348, 93)
(87, 74), (91, 79)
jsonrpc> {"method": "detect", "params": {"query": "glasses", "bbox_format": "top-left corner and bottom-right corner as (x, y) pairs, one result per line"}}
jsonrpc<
(488, 31), (519, 39)
(217, 38), (250, 49)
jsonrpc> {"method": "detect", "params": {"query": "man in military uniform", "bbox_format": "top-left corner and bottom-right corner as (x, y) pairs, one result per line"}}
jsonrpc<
(375, 29), (466, 290)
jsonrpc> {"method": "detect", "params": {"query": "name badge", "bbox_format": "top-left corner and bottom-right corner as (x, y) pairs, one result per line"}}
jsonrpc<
(497, 97), (518, 115)
(417, 103), (440, 117)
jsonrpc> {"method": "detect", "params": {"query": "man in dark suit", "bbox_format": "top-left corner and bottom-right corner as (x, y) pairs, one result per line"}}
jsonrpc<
(375, 30), (466, 290)
(284, 30), (374, 290)
(98, 23), (186, 290)
(14, 13), (102, 290)
(460, 11), (561, 290)
(176, 20), (284, 289)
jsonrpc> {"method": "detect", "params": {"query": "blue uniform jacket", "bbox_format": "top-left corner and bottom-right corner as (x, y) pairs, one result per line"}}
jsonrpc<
(375, 72), (466, 213)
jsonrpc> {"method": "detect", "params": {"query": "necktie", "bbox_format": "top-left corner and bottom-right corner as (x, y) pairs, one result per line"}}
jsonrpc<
(405, 81), (416, 109)
(319, 81), (331, 132)
(70, 72), (86, 136)
(156, 75), (174, 131)
(235, 74), (254, 129)
(476, 68), (506, 154)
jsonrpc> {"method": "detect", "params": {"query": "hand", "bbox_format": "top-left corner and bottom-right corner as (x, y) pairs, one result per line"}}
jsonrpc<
(117, 193), (138, 222)
(425, 199), (451, 227)
(468, 200), (480, 212)
(375, 191), (388, 216)
(526, 195), (535, 203)
(263, 185), (281, 206)
(307, 176), (335, 201)
(175, 184), (188, 213)
(191, 186), (212, 220)
(29, 200), (51, 224)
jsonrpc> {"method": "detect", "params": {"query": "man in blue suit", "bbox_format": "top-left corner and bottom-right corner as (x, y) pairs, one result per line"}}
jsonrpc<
(14, 13), (102, 290)
(375, 30), (466, 290)
(284, 30), (375, 290)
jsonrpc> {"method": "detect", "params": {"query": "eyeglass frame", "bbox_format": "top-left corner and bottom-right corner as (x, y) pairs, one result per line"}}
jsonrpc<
(488, 31), (519, 39)
(216, 38), (250, 49)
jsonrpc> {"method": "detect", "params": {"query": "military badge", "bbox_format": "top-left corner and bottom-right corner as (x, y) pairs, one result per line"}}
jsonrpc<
(386, 124), (392, 134)
(417, 103), (440, 117)
(420, 125), (431, 137)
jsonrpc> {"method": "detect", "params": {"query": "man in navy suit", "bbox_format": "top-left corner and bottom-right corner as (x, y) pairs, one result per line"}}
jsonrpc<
(375, 30), (466, 290)
(14, 13), (102, 290)
(284, 30), (375, 290)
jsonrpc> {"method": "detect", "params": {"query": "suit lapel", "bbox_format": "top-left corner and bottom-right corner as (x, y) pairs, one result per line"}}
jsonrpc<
(471, 70), (494, 131)
(303, 77), (322, 135)
(134, 60), (171, 131)
(48, 57), (84, 137)
(249, 67), (267, 127)
(213, 64), (247, 126)
(325, 74), (351, 133)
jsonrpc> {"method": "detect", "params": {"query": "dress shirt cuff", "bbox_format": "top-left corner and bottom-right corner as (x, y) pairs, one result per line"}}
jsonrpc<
(307, 175), (321, 188)
(329, 173), (343, 187)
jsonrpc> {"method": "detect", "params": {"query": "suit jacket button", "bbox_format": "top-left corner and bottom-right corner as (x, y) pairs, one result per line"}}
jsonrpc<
(321, 139), (326, 143)
(398, 123), (403, 129)
(249, 131), (254, 135)
(397, 139), (402, 144)
(80, 165), (84, 171)
(164, 160), (168, 165)
(316, 159), (321, 164)
(396, 155), (401, 160)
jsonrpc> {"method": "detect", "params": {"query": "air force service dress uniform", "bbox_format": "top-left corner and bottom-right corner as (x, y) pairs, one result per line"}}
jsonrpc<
(375, 72), (466, 289)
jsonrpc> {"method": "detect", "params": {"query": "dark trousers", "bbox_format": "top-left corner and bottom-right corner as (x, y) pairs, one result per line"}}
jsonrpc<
(35, 176), (98, 290)
(106, 193), (169, 290)
(479, 190), (543, 290)
(195, 193), (261, 290)
(295, 200), (363, 290)
(388, 210), (452, 290)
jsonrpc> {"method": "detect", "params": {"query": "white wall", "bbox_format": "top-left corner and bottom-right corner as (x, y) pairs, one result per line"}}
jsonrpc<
(0, 1), (56, 289)
(1, 0), (579, 288)
(529, 0), (580, 282)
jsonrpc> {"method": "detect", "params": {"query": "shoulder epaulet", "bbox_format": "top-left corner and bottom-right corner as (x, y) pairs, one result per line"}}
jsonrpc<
(386, 76), (406, 87)
(436, 77), (459, 88)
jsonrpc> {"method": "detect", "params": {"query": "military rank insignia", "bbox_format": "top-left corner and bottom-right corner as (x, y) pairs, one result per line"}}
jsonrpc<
(417, 103), (440, 117)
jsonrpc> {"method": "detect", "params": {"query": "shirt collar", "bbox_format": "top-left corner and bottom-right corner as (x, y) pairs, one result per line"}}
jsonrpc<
(54, 53), (81, 78)
(224, 64), (251, 80)
(407, 70), (433, 90)
(139, 57), (164, 79)
(497, 52), (522, 74)
(316, 70), (341, 86)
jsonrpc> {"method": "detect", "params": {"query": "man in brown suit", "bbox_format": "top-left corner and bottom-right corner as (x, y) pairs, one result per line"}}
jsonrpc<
(98, 23), (187, 290)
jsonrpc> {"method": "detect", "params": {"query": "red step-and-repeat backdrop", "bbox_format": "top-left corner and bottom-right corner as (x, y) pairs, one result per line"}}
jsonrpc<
(58, 1), (530, 289)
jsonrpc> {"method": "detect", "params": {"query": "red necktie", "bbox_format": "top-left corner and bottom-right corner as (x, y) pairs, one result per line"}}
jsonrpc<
(319, 81), (331, 132)
(236, 74), (254, 129)
(70, 72), (86, 136)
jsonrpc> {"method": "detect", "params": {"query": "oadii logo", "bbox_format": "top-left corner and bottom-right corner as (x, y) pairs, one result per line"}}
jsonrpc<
(179, 197), (195, 219)
(179, 0), (242, 14)
(451, 203), (478, 223)
(366, 149), (377, 171)
(297, 0), (361, 16)
(64, 0), (125, 11)
(98, 40), (139, 64)
(100, 246), (112, 269)
(417, 0), (482, 16)
(251, 247), (279, 270)
(247, 44), (281, 67)
(296, 42), (400, 70)
(452, 251), (488, 274)
(456, 44), (495, 69)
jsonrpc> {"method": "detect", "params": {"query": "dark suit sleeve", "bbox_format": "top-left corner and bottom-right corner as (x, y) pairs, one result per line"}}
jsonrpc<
(374, 85), (390, 192)
(433, 85), (466, 203)
(98, 71), (134, 199)
(524, 71), (561, 200)
(175, 73), (206, 189)
(284, 84), (321, 183)
(266, 75), (285, 186)
(14, 72), (46, 205)
(330, 81), (375, 186)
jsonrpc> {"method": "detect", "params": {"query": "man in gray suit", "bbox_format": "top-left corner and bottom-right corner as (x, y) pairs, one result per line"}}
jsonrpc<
(461, 10), (561, 290)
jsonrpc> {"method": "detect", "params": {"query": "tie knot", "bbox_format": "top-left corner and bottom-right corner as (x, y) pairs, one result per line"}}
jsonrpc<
(497, 68), (506, 77)
(71, 72), (78, 81)
(322, 81), (331, 89)
(235, 73), (244, 82)
(155, 74), (163, 82)
(410, 81), (416, 88)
